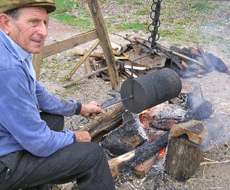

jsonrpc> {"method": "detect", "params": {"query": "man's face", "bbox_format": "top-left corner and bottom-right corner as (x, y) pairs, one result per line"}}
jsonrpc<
(8, 7), (48, 54)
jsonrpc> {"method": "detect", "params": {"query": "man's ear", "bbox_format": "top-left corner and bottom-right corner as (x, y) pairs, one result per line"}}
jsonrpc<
(0, 14), (12, 35)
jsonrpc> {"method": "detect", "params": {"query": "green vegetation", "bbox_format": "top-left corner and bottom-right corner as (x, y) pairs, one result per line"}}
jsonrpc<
(50, 0), (229, 53)
(53, 0), (82, 14)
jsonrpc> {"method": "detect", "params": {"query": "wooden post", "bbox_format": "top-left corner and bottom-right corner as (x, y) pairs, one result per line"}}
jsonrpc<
(165, 136), (203, 181)
(87, 0), (120, 90)
(164, 120), (206, 181)
(33, 45), (45, 80)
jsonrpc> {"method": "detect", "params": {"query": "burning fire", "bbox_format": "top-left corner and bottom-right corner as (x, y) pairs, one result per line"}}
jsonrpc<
(158, 148), (166, 159)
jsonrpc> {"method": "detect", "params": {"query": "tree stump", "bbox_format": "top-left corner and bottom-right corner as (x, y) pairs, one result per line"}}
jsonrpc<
(164, 120), (206, 181)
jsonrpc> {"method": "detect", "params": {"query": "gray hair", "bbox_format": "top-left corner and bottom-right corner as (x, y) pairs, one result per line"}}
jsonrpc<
(5, 9), (20, 20)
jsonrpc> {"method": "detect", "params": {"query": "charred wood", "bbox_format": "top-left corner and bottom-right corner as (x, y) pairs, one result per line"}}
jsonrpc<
(108, 131), (169, 177)
(79, 102), (126, 143)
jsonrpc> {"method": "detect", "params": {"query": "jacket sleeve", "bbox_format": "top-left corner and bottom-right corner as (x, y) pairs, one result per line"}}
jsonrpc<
(0, 68), (76, 157)
(36, 81), (82, 116)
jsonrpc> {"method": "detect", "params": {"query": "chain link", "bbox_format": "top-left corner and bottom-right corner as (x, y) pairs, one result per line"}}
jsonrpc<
(148, 0), (162, 48)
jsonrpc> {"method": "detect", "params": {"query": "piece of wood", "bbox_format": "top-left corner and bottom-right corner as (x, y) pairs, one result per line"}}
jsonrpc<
(79, 102), (126, 143)
(108, 132), (169, 177)
(131, 155), (157, 178)
(164, 135), (203, 181)
(197, 44), (212, 69)
(66, 39), (100, 80)
(63, 67), (108, 88)
(87, 0), (120, 90)
(83, 50), (92, 78)
(69, 52), (104, 58)
(124, 65), (148, 71)
(41, 30), (98, 59)
(169, 120), (207, 144)
(156, 43), (205, 67)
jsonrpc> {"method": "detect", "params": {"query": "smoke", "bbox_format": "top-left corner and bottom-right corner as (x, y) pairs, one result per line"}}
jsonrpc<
(201, 110), (230, 152)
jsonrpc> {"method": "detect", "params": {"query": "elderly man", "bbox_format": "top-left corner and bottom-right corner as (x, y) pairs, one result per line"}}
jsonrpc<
(0, 1), (115, 190)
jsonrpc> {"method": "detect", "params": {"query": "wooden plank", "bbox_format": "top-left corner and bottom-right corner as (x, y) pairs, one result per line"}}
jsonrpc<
(87, 0), (120, 90)
(66, 39), (100, 80)
(32, 29), (98, 80)
(41, 30), (98, 59)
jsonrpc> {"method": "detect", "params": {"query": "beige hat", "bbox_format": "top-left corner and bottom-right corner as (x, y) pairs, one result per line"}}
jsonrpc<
(0, 0), (56, 14)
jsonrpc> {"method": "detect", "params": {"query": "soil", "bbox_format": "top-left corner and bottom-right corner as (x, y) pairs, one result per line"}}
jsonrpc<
(39, 2), (230, 189)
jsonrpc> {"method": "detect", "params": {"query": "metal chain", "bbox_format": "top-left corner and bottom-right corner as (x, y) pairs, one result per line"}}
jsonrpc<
(148, 0), (162, 48)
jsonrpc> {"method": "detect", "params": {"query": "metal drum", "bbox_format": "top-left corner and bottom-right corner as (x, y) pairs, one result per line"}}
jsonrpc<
(120, 68), (182, 113)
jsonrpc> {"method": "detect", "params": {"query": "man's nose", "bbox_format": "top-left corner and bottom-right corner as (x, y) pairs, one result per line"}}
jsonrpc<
(37, 21), (48, 37)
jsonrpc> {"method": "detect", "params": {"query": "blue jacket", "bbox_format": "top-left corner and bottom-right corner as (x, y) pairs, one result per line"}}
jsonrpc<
(0, 30), (82, 157)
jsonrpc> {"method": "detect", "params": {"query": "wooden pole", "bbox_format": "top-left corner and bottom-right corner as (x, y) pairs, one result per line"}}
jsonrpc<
(87, 0), (120, 90)
(63, 67), (108, 88)
(66, 39), (100, 80)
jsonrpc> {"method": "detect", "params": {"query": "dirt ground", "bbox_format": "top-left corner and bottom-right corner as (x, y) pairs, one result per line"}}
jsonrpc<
(39, 10), (230, 189)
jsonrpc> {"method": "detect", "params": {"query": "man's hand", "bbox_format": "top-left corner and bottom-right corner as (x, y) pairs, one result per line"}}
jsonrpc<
(80, 101), (104, 118)
(73, 131), (91, 142)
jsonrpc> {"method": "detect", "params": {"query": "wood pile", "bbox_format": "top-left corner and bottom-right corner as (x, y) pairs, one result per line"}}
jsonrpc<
(63, 35), (229, 88)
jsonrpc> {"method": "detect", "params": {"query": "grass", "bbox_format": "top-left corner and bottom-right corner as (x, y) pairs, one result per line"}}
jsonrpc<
(50, 0), (229, 53)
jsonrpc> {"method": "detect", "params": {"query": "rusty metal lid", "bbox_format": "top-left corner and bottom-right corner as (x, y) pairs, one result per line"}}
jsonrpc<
(0, 0), (56, 14)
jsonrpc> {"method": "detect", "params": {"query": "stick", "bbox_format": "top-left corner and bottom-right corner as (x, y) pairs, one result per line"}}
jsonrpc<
(66, 39), (100, 80)
(69, 52), (104, 58)
(84, 50), (92, 78)
(63, 67), (108, 88)
(200, 160), (230, 165)
(156, 43), (205, 67)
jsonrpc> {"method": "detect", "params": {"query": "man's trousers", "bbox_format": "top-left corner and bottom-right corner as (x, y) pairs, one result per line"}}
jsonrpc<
(0, 112), (115, 190)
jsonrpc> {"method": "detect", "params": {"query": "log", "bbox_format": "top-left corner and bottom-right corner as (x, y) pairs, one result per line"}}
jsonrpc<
(165, 120), (206, 181)
(79, 102), (126, 143)
(131, 155), (157, 178)
(164, 136), (203, 181)
(108, 132), (169, 177)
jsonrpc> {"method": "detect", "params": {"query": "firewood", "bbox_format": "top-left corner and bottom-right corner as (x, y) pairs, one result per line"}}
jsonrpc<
(63, 67), (108, 88)
(169, 120), (207, 144)
(165, 120), (206, 181)
(79, 102), (126, 143)
(69, 52), (104, 59)
(84, 50), (92, 78)
(66, 39), (101, 80)
(131, 155), (157, 178)
(108, 132), (169, 177)
(165, 136), (204, 181)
